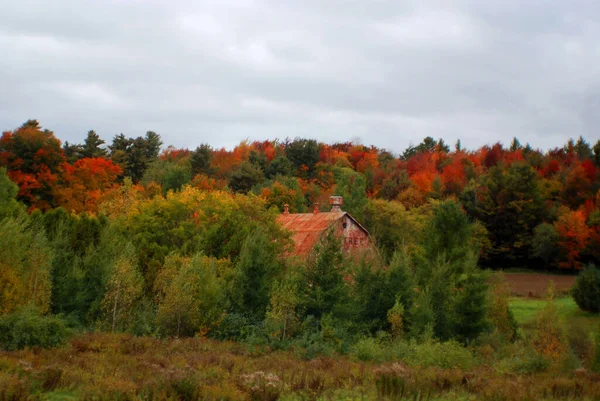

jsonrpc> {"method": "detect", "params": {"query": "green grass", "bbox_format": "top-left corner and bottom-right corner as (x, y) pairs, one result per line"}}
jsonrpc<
(41, 391), (79, 401)
(509, 296), (600, 333)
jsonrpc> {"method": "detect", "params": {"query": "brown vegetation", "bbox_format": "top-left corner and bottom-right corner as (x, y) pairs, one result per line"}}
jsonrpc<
(1, 333), (600, 401)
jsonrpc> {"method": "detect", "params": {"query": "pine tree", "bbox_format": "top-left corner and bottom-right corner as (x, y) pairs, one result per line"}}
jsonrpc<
(301, 229), (348, 320)
(81, 130), (107, 158)
(233, 228), (282, 318)
(190, 144), (213, 175)
(453, 261), (489, 344)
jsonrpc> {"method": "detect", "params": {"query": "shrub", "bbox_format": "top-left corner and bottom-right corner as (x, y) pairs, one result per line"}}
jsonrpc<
(532, 283), (569, 363)
(408, 340), (475, 369)
(571, 263), (600, 313)
(0, 306), (70, 351)
(487, 272), (518, 342)
(350, 337), (386, 362)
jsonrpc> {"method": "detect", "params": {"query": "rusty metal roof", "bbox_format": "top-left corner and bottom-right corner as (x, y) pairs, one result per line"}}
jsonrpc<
(277, 211), (369, 256)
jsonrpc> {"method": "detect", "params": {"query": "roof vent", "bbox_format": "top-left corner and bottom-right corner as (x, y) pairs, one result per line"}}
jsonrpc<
(330, 196), (343, 212)
(283, 204), (290, 215)
(313, 202), (320, 214)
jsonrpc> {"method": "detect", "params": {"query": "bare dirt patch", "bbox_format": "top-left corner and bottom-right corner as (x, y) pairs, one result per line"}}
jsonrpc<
(504, 273), (576, 297)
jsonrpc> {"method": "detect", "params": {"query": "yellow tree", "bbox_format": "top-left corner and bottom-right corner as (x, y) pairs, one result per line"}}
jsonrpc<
(156, 253), (227, 337)
(265, 273), (299, 341)
(0, 216), (52, 315)
(101, 244), (143, 332)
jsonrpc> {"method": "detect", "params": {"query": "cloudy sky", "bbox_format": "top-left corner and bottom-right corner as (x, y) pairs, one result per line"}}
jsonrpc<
(1, 0), (599, 153)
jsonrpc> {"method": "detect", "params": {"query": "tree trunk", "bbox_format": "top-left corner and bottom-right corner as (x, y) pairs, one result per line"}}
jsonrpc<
(112, 288), (120, 333)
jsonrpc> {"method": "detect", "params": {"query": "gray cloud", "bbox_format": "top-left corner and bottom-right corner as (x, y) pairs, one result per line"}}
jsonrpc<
(1, 0), (599, 153)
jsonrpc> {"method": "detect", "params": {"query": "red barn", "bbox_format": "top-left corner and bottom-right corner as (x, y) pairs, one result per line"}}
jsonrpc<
(277, 196), (372, 257)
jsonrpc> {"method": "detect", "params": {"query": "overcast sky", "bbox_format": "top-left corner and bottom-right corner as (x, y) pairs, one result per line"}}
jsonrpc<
(1, 0), (599, 154)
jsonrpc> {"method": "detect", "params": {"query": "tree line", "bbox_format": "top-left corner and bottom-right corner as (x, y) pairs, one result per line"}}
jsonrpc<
(2, 119), (599, 270)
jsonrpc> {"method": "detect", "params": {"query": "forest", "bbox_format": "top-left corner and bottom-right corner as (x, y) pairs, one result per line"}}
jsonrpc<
(1, 119), (600, 400)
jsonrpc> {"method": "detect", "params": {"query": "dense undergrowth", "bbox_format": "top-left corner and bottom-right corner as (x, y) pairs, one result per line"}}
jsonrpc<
(1, 332), (600, 401)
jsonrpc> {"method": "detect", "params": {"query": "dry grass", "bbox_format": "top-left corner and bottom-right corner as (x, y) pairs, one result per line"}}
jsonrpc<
(0, 333), (599, 400)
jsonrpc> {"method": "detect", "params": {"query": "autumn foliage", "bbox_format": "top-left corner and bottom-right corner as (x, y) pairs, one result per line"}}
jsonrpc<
(1, 120), (600, 270)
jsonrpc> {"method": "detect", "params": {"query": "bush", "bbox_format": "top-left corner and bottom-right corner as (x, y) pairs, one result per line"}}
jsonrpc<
(0, 306), (70, 350)
(407, 340), (475, 369)
(350, 337), (386, 362)
(571, 264), (600, 313)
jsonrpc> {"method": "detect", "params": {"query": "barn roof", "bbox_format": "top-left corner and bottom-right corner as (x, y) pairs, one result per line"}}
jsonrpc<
(277, 211), (368, 256)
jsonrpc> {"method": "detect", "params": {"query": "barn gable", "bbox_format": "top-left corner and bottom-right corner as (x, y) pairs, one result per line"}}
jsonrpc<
(276, 197), (371, 256)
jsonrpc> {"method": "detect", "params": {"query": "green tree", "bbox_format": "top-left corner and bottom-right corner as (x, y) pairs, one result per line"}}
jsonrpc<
(465, 162), (545, 263)
(284, 138), (320, 177)
(142, 160), (192, 195)
(81, 130), (107, 158)
(63, 141), (84, 163)
(574, 136), (592, 160)
(571, 264), (600, 313)
(229, 161), (265, 193)
(265, 272), (300, 341)
(333, 167), (367, 220)
(190, 144), (213, 175)
(156, 254), (227, 337)
(351, 251), (415, 334)
(109, 131), (162, 182)
(593, 140), (600, 167)
(0, 167), (24, 218)
(408, 289), (434, 340)
(531, 223), (560, 265)
(452, 263), (489, 343)
(266, 155), (293, 178)
(510, 137), (522, 152)
(232, 228), (283, 319)
(301, 229), (348, 321)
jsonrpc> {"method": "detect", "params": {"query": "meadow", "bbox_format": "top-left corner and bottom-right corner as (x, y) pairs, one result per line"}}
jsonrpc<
(0, 292), (598, 401)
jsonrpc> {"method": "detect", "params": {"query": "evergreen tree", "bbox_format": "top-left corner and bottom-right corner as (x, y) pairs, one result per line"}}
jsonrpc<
(190, 144), (213, 175)
(81, 130), (107, 158)
(467, 162), (544, 263)
(301, 229), (348, 320)
(352, 251), (415, 333)
(266, 155), (293, 178)
(509, 137), (522, 152)
(574, 136), (592, 160)
(229, 161), (265, 193)
(408, 289), (434, 340)
(333, 167), (367, 220)
(63, 141), (84, 163)
(452, 261), (489, 343)
(233, 228), (282, 319)
(593, 140), (600, 167)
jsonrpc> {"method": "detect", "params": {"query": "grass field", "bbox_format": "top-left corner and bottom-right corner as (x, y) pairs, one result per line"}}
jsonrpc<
(509, 296), (600, 335)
